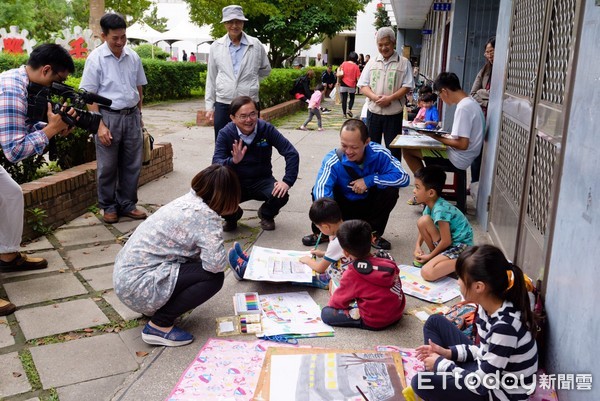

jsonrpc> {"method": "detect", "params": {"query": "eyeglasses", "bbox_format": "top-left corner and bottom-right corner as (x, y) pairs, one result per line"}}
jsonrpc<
(235, 111), (258, 120)
(51, 69), (69, 83)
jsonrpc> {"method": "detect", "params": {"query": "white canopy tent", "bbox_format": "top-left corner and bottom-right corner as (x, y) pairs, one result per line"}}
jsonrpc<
(126, 21), (162, 44)
(157, 22), (213, 57)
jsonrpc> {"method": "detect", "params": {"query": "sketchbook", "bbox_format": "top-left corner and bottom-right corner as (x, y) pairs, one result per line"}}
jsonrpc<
(258, 291), (334, 338)
(254, 348), (406, 401)
(399, 265), (461, 303)
(244, 246), (314, 283)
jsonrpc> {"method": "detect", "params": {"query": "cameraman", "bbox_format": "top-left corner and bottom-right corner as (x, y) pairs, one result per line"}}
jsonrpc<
(0, 44), (76, 316)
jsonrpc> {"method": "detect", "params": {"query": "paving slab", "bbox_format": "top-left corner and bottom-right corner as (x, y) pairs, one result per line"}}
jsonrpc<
(118, 327), (154, 364)
(63, 212), (102, 228)
(103, 291), (143, 321)
(0, 316), (16, 348)
(66, 243), (122, 271)
(57, 373), (130, 401)
(110, 219), (144, 235)
(79, 264), (116, 291)
(0, 351), (31, 398)
(0, 249), (68, 279)
(4, 273), (88, 307)
(30, 333), (139, 388)
(53, 225), (116, 247)
(15, 299), (110, 340)
(20, 236), (54, 251)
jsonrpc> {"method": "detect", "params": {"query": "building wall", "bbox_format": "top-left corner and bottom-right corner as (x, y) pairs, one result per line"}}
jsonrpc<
(476, 0), (512, 223)
(355, 0), (380, 60)
(544, 1), (600, 400)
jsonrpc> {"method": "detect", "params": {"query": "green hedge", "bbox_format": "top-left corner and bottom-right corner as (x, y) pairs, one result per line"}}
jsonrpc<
(258, 66), (328, 109)
(142, 59), (206, 102)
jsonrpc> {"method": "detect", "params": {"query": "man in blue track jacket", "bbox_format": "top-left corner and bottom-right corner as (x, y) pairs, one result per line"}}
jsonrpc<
(303, 119), (409, 250)
(212, 96), (299, 231)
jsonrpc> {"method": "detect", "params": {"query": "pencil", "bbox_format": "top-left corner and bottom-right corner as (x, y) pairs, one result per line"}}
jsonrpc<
(356, 386), (369, 401)
(312, 232), (323, 260)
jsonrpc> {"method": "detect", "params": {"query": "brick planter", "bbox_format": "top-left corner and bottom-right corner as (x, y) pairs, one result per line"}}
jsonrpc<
(20, 143), (173, 241)
(196, 99), (305, 126)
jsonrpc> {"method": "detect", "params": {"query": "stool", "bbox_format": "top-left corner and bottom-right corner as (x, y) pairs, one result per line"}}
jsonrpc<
(423, 159), (467, 212)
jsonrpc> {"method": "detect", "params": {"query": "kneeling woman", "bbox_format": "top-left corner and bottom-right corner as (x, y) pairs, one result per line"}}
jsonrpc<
(113, 165), (241, 347)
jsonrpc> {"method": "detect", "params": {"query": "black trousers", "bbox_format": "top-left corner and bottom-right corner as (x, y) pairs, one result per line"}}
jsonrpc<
(366, 110), (403, 161)
(340, 91), (355, 115)
(223, 176), (289, 223)
(311, 186), (399, 237)
(213, 102), (231, 141)
(151, 262), (224, 327)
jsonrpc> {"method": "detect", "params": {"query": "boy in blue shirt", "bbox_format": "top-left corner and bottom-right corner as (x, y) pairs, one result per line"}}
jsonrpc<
(413, 166), (473, 281)
(421, 92), (439, 129)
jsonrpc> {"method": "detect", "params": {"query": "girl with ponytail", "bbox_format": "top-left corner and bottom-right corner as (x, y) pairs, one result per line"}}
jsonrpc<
(409, 244), (539, 401)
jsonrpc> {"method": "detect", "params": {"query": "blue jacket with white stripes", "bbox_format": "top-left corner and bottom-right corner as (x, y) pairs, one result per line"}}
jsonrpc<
(313, 142), (410, 201)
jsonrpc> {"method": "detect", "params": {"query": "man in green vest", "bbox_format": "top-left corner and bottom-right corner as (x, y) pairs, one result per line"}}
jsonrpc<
(358, 27), (414, 161)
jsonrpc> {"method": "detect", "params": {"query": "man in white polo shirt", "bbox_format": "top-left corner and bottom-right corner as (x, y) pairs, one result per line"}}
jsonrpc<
(80, 12), (148, 224)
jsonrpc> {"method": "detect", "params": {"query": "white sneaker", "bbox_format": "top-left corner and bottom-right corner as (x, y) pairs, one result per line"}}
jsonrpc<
(470, 182), (479, 204)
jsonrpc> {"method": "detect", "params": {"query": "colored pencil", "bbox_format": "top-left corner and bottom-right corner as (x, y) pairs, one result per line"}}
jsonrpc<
(312, 232), (323, 260)
(356, 386), (369, 401)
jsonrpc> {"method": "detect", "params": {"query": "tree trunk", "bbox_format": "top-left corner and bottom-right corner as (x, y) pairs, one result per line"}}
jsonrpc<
(89, 0), (105, 40)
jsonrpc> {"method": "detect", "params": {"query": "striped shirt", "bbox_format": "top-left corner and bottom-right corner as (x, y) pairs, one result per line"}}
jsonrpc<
(436, 301), (538, 400)
(0, 66), (49, 163)
(314, 142), (410, 201)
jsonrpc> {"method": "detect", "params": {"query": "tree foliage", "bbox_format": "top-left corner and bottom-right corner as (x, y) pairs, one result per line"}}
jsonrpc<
(0, 0), (153, 42)
(105, 0), (152, 24)
(183, 0), (369, 67)
(145, 5), (168, 32)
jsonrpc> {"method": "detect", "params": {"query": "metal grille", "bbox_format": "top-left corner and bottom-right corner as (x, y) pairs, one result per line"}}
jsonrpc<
(527, 134), (558, 235)
(495, 116), (529, 207)
(541, 0), (576, 104)
(505, 0), (546, 98)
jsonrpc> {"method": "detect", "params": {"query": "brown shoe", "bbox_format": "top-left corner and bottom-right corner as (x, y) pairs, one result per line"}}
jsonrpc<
(0, 253), (48, 273)
(258, 210), (275, 231)
(103, 211), (119, 224)
(0, 298), (16, 316)
(121, 209), (147, 220)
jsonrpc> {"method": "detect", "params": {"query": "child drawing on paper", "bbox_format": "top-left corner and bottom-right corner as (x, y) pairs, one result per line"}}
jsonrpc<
(298, 198), (351, 290)
(412, 166), (473, 281)
(410, 245), (538, 401)
(321, 220), (406, 330)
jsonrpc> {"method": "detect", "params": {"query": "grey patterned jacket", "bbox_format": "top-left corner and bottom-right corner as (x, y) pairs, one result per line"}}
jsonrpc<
(113, 190), (226, 315)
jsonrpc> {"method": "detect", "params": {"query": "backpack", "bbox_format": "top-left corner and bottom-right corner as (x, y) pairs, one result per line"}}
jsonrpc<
(444, 301), (478, 342)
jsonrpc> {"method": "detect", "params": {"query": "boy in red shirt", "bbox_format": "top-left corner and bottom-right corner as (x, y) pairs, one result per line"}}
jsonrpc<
(321, 220), (405, 330)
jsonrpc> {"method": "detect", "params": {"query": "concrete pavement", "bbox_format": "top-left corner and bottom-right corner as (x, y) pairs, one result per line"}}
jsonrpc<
(0, 97), (488, 401)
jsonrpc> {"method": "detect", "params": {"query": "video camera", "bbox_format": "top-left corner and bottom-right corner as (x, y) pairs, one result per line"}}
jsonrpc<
(26, 81), (112, 134)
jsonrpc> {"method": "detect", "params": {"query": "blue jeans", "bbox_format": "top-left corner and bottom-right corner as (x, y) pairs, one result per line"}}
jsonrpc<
(411, 315), (485, 401)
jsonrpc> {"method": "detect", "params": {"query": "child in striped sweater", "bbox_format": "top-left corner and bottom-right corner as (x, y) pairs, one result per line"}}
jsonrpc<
(410, 244), (538, 401)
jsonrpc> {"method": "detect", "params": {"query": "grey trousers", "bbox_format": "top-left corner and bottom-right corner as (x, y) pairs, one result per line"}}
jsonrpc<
(96, 109), (143, 214)
(0, 165), (23, 253)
